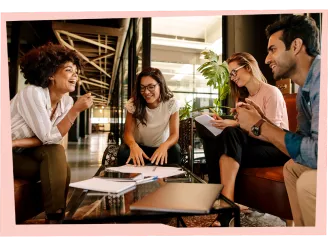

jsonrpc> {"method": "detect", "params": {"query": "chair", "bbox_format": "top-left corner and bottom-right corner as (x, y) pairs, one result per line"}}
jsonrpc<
(178, 118), (194, 172)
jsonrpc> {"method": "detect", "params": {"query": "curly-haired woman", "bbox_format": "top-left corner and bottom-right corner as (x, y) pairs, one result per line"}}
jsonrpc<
(117, 67), (181, 166)
(11, 43), (93, 223)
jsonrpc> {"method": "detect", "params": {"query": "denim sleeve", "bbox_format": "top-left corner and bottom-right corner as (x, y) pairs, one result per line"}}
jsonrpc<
(285, 79), (319, 169)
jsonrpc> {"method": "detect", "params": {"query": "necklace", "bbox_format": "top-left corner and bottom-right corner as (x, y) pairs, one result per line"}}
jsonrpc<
(250, 82), (262, 97)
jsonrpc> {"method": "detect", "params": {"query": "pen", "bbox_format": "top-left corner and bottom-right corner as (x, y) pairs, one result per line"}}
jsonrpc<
(209, 108), (217, 115)
(136, 176), (158, 185)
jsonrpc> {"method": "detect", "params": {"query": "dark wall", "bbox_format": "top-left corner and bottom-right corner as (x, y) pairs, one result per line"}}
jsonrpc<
(223, 14), (281, 85)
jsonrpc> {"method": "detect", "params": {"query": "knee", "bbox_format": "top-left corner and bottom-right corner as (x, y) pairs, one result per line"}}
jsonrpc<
(220, 126), (239, 138)
(117, 143), (130, 164)
(296, 171), (316, 196)
(169, 144), (181, 154)
(41, 144), (68, 166)
(283, 159), (295, 179)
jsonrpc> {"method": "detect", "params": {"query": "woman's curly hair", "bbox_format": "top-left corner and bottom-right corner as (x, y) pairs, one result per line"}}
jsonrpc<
(19, 43), (84, 88)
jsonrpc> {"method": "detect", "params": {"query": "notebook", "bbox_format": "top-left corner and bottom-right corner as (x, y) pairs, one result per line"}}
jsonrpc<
(69, 177), (136, 193)
(130, 183), (224, 214)
(194, 114), (223, 136)
(96, 170), (143, 181)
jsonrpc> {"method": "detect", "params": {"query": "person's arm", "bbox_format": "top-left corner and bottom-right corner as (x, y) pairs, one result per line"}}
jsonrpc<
(236, 90), (319, 169)
(150, 111), (179, 165)
(12, 137), (42, 148)
(123, 112), (150, 166)
(241, 89), (287, 142)
(17, 87), (92, 144)
(123, 111), (138, 148)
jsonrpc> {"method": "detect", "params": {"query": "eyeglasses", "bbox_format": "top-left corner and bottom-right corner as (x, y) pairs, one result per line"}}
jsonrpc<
(229, 65), (246, 79)
(140, 83), (158, 93)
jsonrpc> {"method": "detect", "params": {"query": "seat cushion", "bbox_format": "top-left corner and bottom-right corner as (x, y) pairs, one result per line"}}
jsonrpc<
(238, 166), (284, 182)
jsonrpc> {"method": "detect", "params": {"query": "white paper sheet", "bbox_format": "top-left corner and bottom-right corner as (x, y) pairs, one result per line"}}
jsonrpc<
(194, 114), (223, 136)
(106, 165), (186, 178)
(69, 177), (136, 193)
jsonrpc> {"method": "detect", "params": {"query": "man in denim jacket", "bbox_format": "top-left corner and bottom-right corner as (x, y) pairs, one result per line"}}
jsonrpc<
(236, 15), (320, 226)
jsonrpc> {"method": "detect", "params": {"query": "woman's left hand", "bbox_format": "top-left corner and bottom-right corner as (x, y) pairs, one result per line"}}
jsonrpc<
(210, 119), (239, 130)
(150, 143), (169, 165)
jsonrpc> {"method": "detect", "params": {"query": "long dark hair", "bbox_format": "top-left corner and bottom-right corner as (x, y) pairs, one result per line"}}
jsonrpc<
(132, 67), (173, 126)
(226, 52), (267, 103)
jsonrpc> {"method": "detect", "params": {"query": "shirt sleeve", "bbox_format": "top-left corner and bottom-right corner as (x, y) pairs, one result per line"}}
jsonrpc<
(168, 98), (179, 115)
(17, 86), (63, 144)
(263, 87), (287, 127)
(284, 81), (319, 169)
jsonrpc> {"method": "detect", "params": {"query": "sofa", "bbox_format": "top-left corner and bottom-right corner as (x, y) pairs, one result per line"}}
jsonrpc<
(14, 179), (43, 223)
(234, 93), (297, 220)
(193, 92), (297, 221)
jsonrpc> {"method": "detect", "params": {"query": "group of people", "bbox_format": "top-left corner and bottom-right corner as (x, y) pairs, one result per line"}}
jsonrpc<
(11, 15), (320, 226)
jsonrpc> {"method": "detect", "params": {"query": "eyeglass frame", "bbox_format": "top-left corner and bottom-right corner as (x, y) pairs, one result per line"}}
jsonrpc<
(229, 65), (246, 79)
(140, 83), (159, 93)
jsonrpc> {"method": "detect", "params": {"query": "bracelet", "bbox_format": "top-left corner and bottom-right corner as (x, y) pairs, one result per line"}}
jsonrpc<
(67, 114), (74, 125)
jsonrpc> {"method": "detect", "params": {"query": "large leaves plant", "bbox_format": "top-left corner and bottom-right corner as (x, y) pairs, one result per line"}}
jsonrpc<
(197, 49), (230, 115)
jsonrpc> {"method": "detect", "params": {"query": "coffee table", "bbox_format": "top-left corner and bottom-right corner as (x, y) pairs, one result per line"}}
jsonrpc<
(63, 165), (240, 227)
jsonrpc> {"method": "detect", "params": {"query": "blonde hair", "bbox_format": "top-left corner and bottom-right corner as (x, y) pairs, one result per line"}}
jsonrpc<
(226, 52), (267, 102)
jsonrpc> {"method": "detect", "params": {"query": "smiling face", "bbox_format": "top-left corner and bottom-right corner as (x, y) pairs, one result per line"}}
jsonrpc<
(49, 61), (79, 94)
(228, 61), (252, 88)
(265, 30), (296, 80)
(140, 76), (161, 108)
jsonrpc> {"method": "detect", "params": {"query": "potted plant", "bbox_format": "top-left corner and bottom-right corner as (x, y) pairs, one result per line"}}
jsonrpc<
(179, 49), (232, 120)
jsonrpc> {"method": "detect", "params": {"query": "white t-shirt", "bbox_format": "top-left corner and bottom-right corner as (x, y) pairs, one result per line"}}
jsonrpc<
(125, 97), (179, 147)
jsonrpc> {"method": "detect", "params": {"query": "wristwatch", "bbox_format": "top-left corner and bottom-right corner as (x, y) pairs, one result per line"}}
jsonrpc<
(251, 119), (266, 136)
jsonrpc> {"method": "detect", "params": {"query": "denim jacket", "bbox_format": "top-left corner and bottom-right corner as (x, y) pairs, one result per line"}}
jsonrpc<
(284, 55), (320, 169)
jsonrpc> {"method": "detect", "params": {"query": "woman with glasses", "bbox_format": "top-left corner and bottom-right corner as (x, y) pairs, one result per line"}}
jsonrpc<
(117, 67), (180, 166)
(197, 52), (289, 208)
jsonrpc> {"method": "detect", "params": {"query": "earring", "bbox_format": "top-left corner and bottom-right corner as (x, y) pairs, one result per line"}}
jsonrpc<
(158, 94), (161, 102)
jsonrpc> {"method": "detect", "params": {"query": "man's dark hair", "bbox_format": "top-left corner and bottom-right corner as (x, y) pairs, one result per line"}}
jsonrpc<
(265, 15), (320, 57)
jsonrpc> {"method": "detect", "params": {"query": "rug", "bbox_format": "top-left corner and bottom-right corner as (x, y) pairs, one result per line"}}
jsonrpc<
(24, 209), (286, 227)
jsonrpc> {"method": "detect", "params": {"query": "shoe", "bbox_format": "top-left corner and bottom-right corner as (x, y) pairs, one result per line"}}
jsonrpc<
(45, 209), (65, 224)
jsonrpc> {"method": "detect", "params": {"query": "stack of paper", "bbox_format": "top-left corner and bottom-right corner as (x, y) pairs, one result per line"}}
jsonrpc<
(106, 165), (186, 178)
(69, 177), (136, 193)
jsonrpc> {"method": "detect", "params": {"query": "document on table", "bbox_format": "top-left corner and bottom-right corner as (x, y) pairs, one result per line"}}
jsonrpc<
(194, 114), (222, 136)
(69, 177), (136, 193)
(106, 165), (186, 178)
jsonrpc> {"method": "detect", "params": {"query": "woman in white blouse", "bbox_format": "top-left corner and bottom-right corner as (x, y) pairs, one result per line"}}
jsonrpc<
(11, 43), (93, 223)
(118, 67), (180, 166)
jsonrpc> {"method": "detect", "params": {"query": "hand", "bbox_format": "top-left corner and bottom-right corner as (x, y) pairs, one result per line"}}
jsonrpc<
(72, 93), (93, 113)
(202, 112), (222, 120)
(235, 104), (262, 132)
(210, 119), (238, 130)
(12, 140), (17, 148)
(150, 143), (169, 165)
(245, 98), (265, 118)
(126, 143), (150, 166)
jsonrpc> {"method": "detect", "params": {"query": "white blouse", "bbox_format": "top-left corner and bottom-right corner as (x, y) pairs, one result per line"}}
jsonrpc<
(125, 97), (179, 147)
(11, 85), (73, 152)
